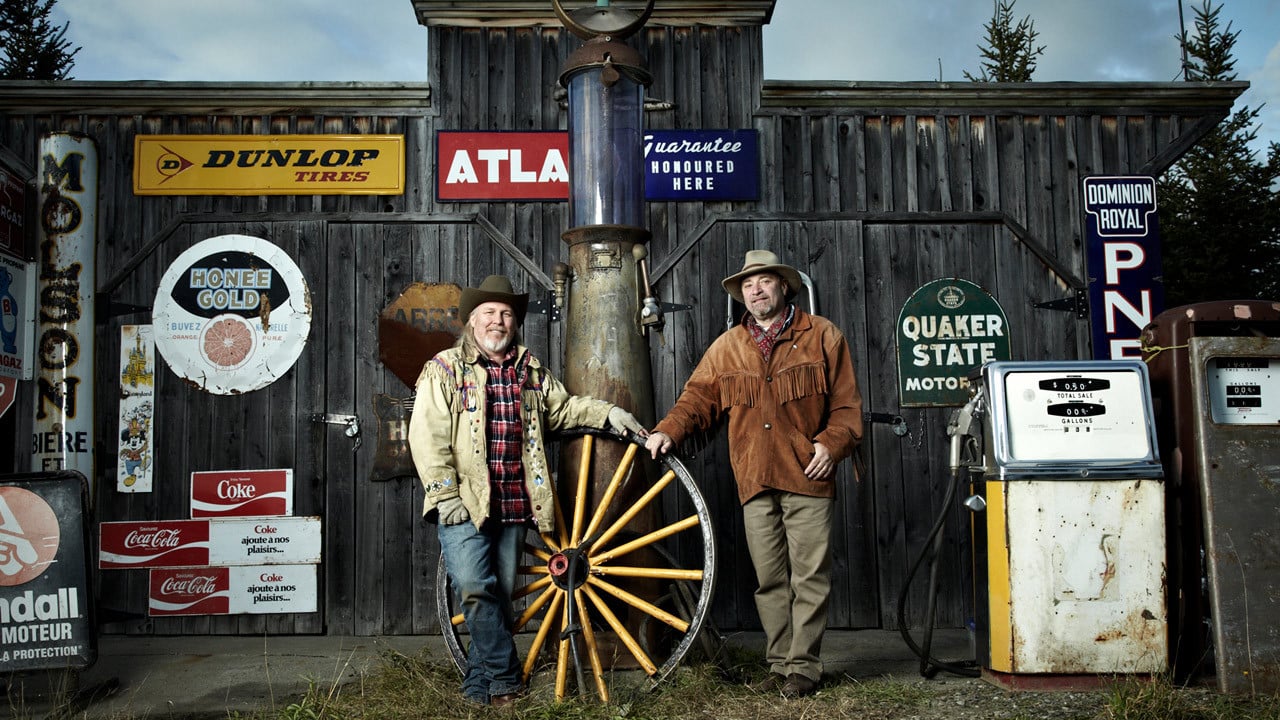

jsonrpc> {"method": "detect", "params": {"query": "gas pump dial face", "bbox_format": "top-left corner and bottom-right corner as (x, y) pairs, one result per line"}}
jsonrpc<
(1002, 370), (1152, 462)
(1206, 356), (1279, 424)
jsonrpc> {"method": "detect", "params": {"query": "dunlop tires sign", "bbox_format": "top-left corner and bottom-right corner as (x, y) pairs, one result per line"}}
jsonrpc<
(897, 278), (1011, 407)
(133, 135), (404, 195)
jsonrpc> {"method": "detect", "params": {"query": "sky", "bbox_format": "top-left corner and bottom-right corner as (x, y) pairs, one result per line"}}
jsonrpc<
(52, 0), (1280, 156)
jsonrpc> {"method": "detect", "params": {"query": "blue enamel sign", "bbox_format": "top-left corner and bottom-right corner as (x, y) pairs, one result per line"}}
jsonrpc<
(643, 130), (758, 201)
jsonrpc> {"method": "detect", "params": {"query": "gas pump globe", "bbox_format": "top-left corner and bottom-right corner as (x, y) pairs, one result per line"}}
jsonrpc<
(562, 44), (647, 228)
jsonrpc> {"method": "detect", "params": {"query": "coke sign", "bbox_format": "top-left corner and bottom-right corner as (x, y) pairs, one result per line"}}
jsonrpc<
(99, 520), (210, 569)
(149, 565), (316, 616)
(149, 568), (230, 615)
(190, 468), (293, 518)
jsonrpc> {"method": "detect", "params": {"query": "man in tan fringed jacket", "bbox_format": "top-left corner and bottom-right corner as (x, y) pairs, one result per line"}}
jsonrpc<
(645, 250), (863, 699)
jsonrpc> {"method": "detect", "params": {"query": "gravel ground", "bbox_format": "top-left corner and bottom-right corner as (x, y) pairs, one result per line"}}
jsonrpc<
(887, 677), (1107, 720)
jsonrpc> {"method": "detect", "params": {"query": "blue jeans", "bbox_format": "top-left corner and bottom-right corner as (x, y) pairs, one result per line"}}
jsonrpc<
(438, 520), (526, 703)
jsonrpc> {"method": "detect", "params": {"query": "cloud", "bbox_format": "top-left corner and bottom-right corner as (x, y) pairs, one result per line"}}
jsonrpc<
(56, 0), (426, 81)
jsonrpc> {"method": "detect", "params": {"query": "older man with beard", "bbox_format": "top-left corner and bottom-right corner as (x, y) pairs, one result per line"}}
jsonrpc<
(409, 274), (645, 707)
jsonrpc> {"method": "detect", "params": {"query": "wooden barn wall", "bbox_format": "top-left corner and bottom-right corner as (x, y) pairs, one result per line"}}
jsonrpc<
(0, 17), (1228, 638)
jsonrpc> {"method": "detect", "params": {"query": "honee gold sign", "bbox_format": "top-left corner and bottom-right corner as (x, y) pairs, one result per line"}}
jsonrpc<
(133, 135), (404, 196)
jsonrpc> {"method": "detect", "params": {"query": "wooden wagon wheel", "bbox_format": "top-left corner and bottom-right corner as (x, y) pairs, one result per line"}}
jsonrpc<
(435, 428), (717, 702)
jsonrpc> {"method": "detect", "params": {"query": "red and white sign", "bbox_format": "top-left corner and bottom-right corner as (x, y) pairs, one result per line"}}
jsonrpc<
(148, 565), (317, 616)
(99, 516), (321, 569)
(98, 520), (209, 569)
(190, 468), (293, 518)
(0, 376), (15, 419)
(436, 131), (569, 201)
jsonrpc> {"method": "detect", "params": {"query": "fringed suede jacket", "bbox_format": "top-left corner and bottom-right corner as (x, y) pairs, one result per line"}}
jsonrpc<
(654, 307), (863, 505)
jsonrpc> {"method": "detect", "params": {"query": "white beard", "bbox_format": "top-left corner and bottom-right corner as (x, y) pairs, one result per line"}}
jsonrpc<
(479, 331), (512, 355)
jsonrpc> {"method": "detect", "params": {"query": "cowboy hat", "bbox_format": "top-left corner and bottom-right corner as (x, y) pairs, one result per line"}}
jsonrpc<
(721, 249), (802, 304)
(459, 274), (529, 324)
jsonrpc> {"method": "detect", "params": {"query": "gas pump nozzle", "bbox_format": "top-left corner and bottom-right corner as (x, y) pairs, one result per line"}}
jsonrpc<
(633, 245), (665, 335)
(946, 393), (984, 471)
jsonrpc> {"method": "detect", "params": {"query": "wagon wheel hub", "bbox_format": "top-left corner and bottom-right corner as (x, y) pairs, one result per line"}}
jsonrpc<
(547, 549), (590, 590)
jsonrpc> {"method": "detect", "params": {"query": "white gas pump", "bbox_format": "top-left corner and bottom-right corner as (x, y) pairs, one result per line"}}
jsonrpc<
(968, 360), (1168, 685)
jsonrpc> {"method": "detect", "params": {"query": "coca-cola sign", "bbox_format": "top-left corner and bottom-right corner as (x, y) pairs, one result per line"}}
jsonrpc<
(99, 520), (209, 569)
(149, 565), (317, 616)
(100, 517), (322, 569)
(190, 468), (293, 518)
(149, 568), (230, 615)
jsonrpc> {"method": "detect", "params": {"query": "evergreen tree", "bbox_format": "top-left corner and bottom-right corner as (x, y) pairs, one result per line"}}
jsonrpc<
(1158, 1), (1280, 305)
(963, 0), (1045, 82)
(0, 0), (78, 80)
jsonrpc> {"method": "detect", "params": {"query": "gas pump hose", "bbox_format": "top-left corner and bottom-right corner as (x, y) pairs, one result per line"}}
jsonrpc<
(895, 462), (981, 678)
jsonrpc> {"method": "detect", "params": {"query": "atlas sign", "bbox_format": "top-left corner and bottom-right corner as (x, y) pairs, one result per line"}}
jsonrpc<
(436, 131), (569, 201)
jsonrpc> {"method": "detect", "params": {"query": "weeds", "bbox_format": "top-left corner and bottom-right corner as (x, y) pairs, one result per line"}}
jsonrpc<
(1101, 675), (1280, 720)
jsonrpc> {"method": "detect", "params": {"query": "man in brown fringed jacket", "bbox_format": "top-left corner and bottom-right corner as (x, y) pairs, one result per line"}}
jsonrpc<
(645, 250), (863, 699)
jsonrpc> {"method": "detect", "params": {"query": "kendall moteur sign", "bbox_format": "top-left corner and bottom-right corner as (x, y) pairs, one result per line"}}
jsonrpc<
(436, 129), (759, 202)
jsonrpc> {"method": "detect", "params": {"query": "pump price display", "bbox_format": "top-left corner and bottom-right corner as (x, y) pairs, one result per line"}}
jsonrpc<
(1003, 370), (1152, 462)
(1206, 356), (1278, 424)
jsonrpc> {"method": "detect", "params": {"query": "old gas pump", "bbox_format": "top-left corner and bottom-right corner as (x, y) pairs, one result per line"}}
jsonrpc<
(555, 0), (657, 453)
(964, 360), (1168, 687)
(1143, 300), (1280, 694)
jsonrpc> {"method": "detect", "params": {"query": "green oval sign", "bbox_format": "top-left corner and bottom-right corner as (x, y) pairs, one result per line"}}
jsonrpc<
(896, 278), (1011, 407)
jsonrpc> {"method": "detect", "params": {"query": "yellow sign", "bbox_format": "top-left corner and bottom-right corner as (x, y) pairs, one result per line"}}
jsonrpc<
(133, 135), (404, 195)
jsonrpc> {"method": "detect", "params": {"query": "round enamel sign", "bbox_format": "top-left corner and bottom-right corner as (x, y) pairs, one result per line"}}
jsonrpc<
(153, 234), (311, 394)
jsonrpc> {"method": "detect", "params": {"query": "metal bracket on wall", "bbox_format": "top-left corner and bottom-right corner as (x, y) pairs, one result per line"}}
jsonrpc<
(1034, 287), (1090, 319)
(528, 294), (560, 323)
(311, 413), (361, 450)
(864, 411), (908, 437)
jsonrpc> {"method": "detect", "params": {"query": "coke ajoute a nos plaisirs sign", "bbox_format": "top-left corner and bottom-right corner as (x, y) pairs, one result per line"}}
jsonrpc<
(98, 516), (322, 569)
(148, 565), (317, 616)
(152, 234), (311, 395)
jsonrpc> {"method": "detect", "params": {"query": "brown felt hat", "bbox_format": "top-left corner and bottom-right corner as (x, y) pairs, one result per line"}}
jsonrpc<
(459, 275), (528, 324)
(721, 249), (802, 304)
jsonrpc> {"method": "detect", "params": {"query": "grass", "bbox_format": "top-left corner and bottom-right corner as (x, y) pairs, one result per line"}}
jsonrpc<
(1101, 675), (1280, 720)
(220, 648), (1276, 720)
(10, 644), (1277, 720)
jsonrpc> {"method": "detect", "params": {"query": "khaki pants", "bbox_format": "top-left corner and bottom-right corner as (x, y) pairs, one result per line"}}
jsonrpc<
(741, 491), (833, 682)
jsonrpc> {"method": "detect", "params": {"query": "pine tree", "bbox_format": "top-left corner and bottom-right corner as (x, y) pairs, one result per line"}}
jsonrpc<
(0, 0), (79, 80)
(1158, 1), (1280, 305)
(963, 0), (1045, 82)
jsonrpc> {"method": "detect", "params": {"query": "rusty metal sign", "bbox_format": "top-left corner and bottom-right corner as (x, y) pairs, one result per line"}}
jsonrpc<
(370, 283), (463, 483)
(32, 133), (97, 483)
(152, 235), (311, 395)
(378, 282), (462, 388)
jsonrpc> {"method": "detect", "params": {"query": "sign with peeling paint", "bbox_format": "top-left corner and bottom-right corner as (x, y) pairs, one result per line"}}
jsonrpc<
(152, 235), (311, 395)
(896, 278), (1011, 407)
(32, 133), (97, 483)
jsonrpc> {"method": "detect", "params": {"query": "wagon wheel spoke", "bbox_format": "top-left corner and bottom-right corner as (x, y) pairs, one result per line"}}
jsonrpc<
(436, 429), (718, 703)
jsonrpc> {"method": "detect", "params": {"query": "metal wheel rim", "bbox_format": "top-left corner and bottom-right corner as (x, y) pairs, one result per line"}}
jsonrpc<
(434, 429), (716, 700)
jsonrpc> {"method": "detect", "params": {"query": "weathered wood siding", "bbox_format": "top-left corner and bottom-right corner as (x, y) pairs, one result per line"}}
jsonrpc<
(0, 5), (1243, 637)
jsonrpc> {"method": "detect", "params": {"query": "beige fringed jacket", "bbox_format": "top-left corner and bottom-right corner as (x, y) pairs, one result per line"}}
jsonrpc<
(654, 308), (863, 505)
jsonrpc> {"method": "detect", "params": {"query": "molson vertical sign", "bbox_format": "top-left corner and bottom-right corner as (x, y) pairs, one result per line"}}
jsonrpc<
(133, 135), (404, 195)
(152, 234), (311, 395)
(32, 134), (97, 484)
